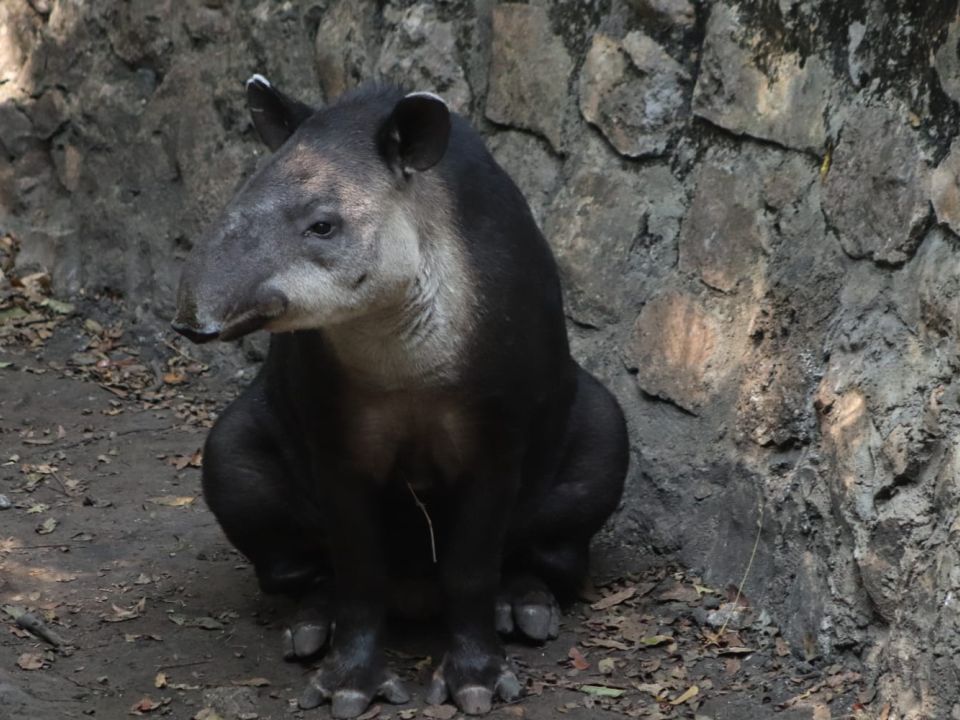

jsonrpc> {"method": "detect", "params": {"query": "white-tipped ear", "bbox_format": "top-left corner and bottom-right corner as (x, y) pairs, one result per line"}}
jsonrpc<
(245, 76), (315, 151)
(247, 73), (272, 89)
(404, 90), (447, 107)
(378, 91), (451, 174)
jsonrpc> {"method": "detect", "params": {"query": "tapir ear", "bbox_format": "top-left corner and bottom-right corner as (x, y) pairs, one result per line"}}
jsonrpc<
(379, 92), (451, 174)
(246, 74), (314, 152)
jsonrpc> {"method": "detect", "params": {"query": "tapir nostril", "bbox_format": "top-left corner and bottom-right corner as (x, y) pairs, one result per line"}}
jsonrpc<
(171, 320), (222, 344)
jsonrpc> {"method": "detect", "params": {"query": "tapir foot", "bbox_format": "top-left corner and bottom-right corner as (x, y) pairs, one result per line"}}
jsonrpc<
(426, 649), (521, 715)
(495, 575), (561, 642)
(280, 587), (334, 662)
(299, 653), (410, 718)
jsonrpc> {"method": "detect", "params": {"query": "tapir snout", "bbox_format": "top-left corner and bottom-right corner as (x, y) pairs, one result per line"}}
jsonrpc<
(172, 218), (292, 344)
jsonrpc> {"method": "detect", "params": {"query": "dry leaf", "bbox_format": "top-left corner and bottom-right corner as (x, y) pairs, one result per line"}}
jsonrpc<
(670, 685), (699, 705)
(356, 706), (382, 720)
(16, 652), (45, 670)
(568, 646), (590, 671)
(598, 657), (616, 675)
(148, 495), (196, 508)
(105, 597), (146, 623)
(423, 705), (458, 720)
(639, 634), (673, 647)
(579, 685), (626, 698)
(591, 586), (636, 611)
(154, 672), (167, 689)
(129, 696), (163, 714)
(583, 637), (630, 651)
(193, 710), (225, 720)
(232, 677), (270, 687)
(36, 517), (58, 535)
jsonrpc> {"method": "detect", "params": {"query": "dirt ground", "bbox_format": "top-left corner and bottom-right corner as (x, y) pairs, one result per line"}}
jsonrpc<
(0, 287), (870, 720)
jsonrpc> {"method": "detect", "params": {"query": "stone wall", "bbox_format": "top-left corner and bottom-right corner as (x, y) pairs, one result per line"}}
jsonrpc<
(4, 0), (960, 715)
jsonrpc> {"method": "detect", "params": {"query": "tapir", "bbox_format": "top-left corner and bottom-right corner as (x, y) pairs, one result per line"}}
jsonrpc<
(172, 76), (628, 718)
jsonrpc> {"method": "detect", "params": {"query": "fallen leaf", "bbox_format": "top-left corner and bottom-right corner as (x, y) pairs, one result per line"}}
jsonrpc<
(154, 672), (167, 689)
(879, 703), (891, 720)
(42, 298), (74, 315)
(398, 710), (418, 720)
(582, 637), (630, 651)
(639, 634), (673, 647)
(775, 636), (791, 657)
(598, 657), (616, 675)
(130, 696), (163, 714)
(36, 517), (58, 535)
(579, 685), (626, 698)
(162, 371), (187, 385)
(670, 685), (699, 705)
(718, 646), (754, 655)
(104, 598), (146, 623)
(568, 646), (590, 671)
(423, 705), (458, 720)
(148, 495), (196, 508)
(633, 683), (664, 699)
(232, 677), (270, 687)
(193, 710), (224, 720)
(591, 586), (636, 611)
(17, 652), (45, 670)
(356, 706), (382, 720)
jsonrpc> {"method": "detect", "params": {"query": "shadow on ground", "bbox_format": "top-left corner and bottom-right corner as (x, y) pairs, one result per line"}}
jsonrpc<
(0, 292), (864, 720)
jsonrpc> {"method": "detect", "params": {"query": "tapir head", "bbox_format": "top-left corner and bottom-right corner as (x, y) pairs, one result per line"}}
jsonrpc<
(171, 77), (452, 343)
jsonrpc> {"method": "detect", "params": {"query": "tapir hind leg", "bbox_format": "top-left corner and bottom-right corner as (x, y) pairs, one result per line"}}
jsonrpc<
(201, 380), (332, 659)
(500, 367), (628, 641)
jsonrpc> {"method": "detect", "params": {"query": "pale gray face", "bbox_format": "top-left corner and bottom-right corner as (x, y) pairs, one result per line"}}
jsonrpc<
(171, 80), (451, 344)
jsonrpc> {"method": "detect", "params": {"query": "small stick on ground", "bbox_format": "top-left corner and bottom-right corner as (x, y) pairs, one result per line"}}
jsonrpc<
(15, 611), (67, 648)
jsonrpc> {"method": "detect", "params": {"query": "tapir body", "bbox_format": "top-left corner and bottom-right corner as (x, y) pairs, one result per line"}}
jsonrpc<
(173, 79), (628, 718)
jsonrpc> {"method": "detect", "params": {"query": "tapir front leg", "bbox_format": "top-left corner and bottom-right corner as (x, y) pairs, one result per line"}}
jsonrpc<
(299, 473), (410, 718)
(427, 455), (523, 715)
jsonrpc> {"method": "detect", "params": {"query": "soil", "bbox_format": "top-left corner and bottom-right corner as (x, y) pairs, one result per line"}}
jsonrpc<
(0, 295), (867, 720)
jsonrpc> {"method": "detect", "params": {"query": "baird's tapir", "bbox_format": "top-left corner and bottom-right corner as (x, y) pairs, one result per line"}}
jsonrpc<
(172, 75), (628, 718)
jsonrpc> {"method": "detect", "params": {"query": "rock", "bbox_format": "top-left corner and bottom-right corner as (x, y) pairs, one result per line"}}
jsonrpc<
(201, 687), (258, 718)
(486, 3), (573, 153)
(0, 101), (35, 157)
(847, 21), (868, 87)
(376, 3), (472, 113)
(931, 138), (960, 235)
(0, 494), (11, 510)
(822, 104), (930, 266)
(487, 130), (561, 228)
(314, 0), (378, 100)
(678, 156), (768, 293)
(628, 291), (746, 413)
(935, 14), (960, 105)
(579, 32), (688, 158)
(692, 3), (831, 153)
(627, 0), (695, 28)
(543, 140), (647, 326)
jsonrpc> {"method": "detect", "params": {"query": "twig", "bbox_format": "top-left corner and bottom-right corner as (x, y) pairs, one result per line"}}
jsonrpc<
(718, 497), (765, 638)
(155, 658), (211, 670)
(407, 482), (437, 564)
(15, 611), (67, 647)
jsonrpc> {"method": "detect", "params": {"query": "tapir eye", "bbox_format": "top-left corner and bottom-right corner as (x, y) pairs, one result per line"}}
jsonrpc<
(305, 221), (336, 238)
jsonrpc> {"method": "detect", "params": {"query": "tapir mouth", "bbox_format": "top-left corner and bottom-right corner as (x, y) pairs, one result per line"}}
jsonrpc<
(172, 292), (288, 344)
